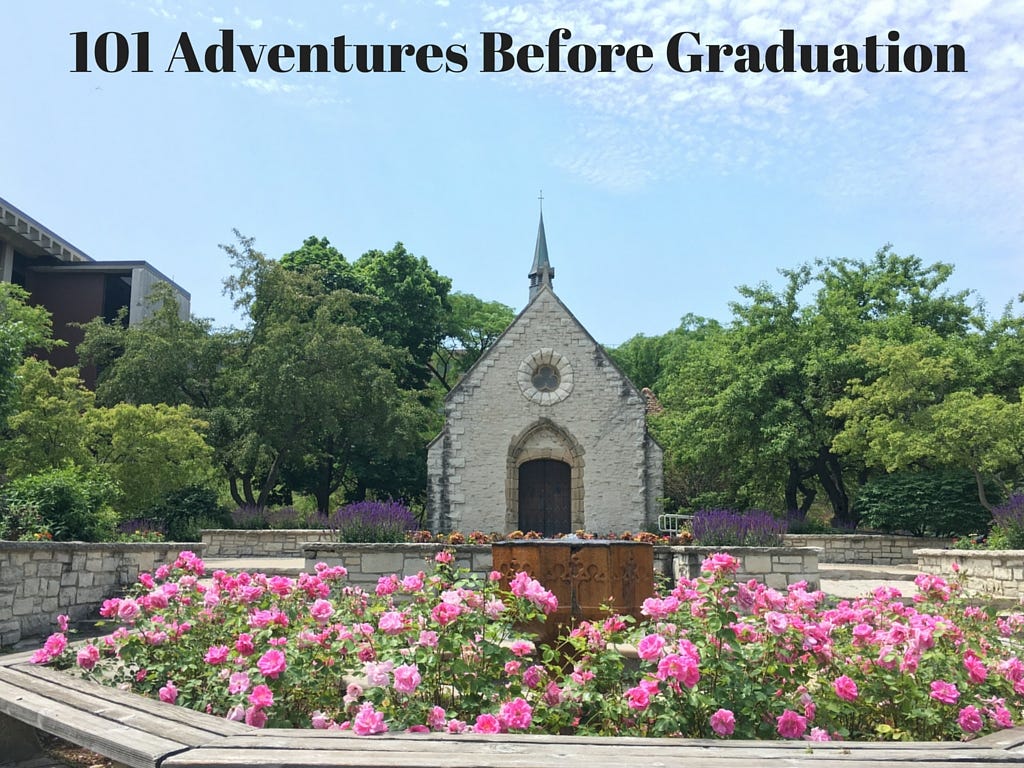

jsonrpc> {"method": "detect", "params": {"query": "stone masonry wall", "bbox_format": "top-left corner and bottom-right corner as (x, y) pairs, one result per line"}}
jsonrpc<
(916, 549), (1024, 599)
(427, 288), (661, 535)
(304, 543), (819, 593)
(785, 534), (948, 565)
(202, 529), (334, 558)
(0, 542), (205, 648)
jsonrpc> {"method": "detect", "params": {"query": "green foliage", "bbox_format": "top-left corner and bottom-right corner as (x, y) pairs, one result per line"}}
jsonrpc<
(3, 466), (118, 541)
(144, 485), (228, 541)
(86, 402), (217, 518)
(280, 236), (362, 293)
(0, 501), (50, 541)
(0, 283), (55, 425)
(431, 292), (515, 390)
(1, 359), (94, 476)
(854, 470), (994, 537)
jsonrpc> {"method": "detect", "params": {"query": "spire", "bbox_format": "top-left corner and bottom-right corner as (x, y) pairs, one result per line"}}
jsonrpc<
(528, 193), (554, 301)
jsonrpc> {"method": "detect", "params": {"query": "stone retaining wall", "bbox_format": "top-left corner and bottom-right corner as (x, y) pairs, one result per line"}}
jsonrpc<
(785, 534), (947, 565)
(916, 549), (1024, 599)
(201, 529), (333, 558)
(303, 543), (819, 592)
(0, 542), (205, 648)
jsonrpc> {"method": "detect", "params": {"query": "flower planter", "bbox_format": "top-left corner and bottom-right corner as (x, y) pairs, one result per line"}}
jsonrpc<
(491, 539), (654, 643)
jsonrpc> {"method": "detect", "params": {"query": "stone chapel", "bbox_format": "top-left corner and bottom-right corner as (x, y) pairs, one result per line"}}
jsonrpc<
(426, 214), (664, 535)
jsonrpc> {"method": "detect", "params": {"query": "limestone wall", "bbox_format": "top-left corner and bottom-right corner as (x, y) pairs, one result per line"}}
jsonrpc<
(201, 529), (334, 558)
(0, 542), (205, 648)
(916, 549), (1024, 599)
(303, 543), (819, 592)
(785, 534), (947, 565)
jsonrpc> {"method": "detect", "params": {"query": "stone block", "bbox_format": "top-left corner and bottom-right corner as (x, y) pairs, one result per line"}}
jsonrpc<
(742, 554), (771, 574)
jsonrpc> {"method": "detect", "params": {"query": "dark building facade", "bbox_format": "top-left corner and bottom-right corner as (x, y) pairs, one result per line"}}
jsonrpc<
(0, 197), (190, 386)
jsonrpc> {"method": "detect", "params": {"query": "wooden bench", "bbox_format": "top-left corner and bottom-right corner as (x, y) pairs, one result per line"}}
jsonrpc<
(4, 649), (1024, 768)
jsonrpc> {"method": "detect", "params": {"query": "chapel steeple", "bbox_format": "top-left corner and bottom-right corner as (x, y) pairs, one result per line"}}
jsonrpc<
(528, 199), (554, 301)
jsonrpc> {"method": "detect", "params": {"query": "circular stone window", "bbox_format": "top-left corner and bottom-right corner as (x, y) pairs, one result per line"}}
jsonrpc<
(518, 349), (574, 405)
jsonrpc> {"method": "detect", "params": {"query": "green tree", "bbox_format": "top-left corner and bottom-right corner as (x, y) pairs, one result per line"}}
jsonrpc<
(225, 235), (432, 511)
(85, 402), (216, 518)
(0, 283), (55, 424)
(1, 359), (94, 477)
(431, 292), (515, 391)
(280, 236), (362, 293)
(654, 248), (979, 525)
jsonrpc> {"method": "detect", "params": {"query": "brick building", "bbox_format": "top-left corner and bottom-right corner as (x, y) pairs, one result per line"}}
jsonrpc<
(427, 214), (663, 535)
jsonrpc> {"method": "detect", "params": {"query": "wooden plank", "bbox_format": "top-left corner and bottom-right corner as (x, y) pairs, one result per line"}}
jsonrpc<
(0, 666), (223, 747)
(11, 663), (251, 736)
(161, 745), (1024, 768)
(0, 651), (40, 668)
(0, 677), (186, 768)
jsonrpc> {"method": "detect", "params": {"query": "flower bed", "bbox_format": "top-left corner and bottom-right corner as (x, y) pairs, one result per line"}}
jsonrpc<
(29, 549), (1024, 741)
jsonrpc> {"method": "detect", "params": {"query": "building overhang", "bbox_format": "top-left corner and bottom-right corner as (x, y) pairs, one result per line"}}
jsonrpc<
(0, 196), (94, 264)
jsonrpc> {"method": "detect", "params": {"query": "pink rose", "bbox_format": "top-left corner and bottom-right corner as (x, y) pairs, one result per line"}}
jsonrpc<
(636, 633), (666, 661)
(832, 675), (858, 702)
(378, 611), (407, 635)
(235, 633), (256, 656)
(498, 697), (532, 730)
(392, 663), (422, 694)
(958, 705), (984, 733)
(309, 599), (334, 624)
(776, 710), (807, 739)
(710, 708), (735, 737)
(248, 684), (274, 709)
(256, 649), (287, 679)
(353, 702), (388, 736)
(76, 644), (100, 671)
(473, 713), (502, 734)
(228, 672), (251, 695)
(204, 645), (230, 665)
(159, 681), (178, 704)
(929, 680), (960, 705)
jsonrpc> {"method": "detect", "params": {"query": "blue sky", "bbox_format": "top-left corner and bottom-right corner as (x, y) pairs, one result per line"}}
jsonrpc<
(4, 0), (1022, 345)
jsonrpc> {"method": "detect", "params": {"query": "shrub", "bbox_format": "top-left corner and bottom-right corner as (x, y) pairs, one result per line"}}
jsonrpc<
(691, 508), (787, 546)
(145, 485), (229, 541)
(989, 494), (1024, 549)
(324, 499), (417, 542)
(855, 470), (994, 537)
(3, 466), (118, 541)
(0, 501), (50, 541)
(115, 518), (168, 542)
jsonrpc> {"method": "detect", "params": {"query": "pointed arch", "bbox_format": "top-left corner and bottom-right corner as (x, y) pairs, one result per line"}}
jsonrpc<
(506, 418), (585, 532)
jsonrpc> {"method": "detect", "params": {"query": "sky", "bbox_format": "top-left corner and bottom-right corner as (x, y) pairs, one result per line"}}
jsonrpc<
(3, 0), (1022, 346)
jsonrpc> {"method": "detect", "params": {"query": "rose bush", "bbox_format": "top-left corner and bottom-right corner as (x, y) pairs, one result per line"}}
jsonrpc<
(32, 549), (1024, 741)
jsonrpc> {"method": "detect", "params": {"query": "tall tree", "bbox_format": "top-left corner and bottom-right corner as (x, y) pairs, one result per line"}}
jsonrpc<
(431, 292), (515, 391)
(0, 283), (55, 425)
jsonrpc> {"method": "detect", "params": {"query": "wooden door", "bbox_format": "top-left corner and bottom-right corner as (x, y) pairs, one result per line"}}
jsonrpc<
(518, 459), (571, 536)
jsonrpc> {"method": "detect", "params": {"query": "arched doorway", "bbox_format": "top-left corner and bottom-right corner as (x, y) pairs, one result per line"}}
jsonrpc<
(517, 458), (571, 536)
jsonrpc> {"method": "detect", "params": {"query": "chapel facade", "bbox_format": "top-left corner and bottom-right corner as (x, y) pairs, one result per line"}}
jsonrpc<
(426, 214), (663, 535)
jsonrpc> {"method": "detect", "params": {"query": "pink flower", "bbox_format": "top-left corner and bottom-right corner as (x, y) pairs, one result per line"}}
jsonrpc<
(776, 710), (808, 739)
(311, 711), (332, 729)
(428, 706), (447, 730)
(806, 727), (832, 742)
(116, 598), (141, 622)
(641, 595), (680, 620)
(418, 630), (439, 647)
(991, 704), (1014, 729)
(353, 702), (388, 735)
(235, 633), (255, 656)
(228, 672), (251, 695)
(963, 652), (988, 684)
(378, 611), (407, 635)
(76, 644), (100, 671)
(393, 663), (422, 694)
(484, 598), (506, 618)
(701, 552), (739, 575)
(710, 708), (735, 737)
(248, 684), (274, 709)
(523, 665), (544, 689)
(764, 611), (788, 635)
(435, 550), (454, 564)
(636, 633), (666, 661)
(958, 705), (984, 733)
(245, 706), (267, 728)
(657, 653), (700, 689)
(204, 645), (230, 665)
(57, 615), (69, 632)
(626, 684), (652, 710)
(929, 680), (960, 705)
(473, 713), (502, 733)
(432, 602), (462, 626)
(309, 599), (334, 624)
(499, 697), (532, 730)
(832, 675), (858, 702)
(401, 572), (424, 591)
(159, 681), (178, 704)
(256, 649), (287, 679)
(225, 705), (245, 722)
(509, 639), (535, 657)
(375, 575), (398, 596)
(31, 632), (68, 664)
(363, 661), (394, 688)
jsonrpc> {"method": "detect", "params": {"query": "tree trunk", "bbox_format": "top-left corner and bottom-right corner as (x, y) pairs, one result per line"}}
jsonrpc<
(785, 460), (817, 520)
(816, 448), (855, 527)
(973, 468), (994, 512)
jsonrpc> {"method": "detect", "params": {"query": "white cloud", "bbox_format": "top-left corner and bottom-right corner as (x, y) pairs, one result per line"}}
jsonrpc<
(245, 17), (263, 29)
